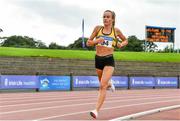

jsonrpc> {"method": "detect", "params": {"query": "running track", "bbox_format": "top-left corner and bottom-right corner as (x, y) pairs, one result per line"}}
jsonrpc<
(0, 89), (180, 120)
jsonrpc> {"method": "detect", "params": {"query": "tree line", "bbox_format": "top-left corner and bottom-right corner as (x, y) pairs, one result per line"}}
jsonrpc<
(0, 35), (176, 52)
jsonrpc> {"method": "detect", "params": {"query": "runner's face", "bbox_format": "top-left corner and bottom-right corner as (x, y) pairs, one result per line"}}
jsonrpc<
(103, 11), (113, 26)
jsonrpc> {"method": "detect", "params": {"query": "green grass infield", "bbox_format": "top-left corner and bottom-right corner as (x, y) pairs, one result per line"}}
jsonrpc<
(0, 47), (180, 62)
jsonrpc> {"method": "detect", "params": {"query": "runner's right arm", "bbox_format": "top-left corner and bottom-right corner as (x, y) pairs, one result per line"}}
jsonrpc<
(86, 26), (104, 46)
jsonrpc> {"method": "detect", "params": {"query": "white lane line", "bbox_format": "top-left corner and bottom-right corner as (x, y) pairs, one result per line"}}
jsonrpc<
(109, 104), (180, 121)
(1, 93), (179, 105)
(0, 95), (98, 104)
(1, 89), (179, 99)
(1, 95), (180, 115)
(0, 97), (96, 108)
(0, 94), (142, 102)
(35, 99), (180, 120)
(1, 90), (178, 101)
(1, 94), (180, 108)
(0, 93), (98, 100)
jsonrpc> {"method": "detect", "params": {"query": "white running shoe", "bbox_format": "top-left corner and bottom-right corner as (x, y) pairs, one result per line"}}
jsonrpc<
(109, 79), (115, 92)
(90, 109), (98, 119)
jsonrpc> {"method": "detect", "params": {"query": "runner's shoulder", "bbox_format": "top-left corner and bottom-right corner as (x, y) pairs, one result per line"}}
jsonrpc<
(94, 25), (103, 32)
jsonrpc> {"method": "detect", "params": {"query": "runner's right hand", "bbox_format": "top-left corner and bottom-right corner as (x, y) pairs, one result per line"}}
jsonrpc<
(95, 37), (104, 44)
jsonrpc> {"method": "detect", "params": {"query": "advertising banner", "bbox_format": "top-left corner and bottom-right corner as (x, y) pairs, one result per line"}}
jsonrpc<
(73, 76), (99, 88)
(39, 76), (70, 90)
(155, 77), (178, 87)
(0, 75), (38, 89)
(73, 76), (128, 88)
(130, 77), (155, 87)
(111, 76), (128, 87)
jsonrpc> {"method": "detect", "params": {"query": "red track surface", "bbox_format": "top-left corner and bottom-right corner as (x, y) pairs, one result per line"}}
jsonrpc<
(0, 89), (180, 120)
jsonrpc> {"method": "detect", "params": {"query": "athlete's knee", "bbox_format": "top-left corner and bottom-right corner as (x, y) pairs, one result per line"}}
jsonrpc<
(99, 82), (108, 90)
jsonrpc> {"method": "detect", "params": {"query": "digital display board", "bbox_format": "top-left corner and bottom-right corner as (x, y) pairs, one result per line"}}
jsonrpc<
(146, 26), (176, 43)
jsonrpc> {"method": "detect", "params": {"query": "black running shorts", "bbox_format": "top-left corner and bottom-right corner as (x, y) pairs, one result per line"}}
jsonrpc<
(95, 54), (115, 70)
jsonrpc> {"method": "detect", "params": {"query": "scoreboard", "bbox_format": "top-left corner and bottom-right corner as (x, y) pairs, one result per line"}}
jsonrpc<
(146, 26), (176, 43)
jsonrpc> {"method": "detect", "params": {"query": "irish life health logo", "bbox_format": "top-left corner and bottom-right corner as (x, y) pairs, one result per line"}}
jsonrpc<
(4, 78), (8, 86)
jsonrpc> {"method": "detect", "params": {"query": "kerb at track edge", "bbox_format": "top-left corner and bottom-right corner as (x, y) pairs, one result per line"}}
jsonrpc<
(109, 104), (180, 121)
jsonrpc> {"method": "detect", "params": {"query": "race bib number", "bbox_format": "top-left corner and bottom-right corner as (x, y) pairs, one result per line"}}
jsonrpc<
(99, 36), (113, 48)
